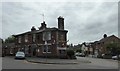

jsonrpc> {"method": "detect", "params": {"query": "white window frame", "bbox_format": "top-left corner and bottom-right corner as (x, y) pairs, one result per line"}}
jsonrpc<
(33, 34), (36, 42)
(48, 32), (51, 40)
(43, 45), (51, 53)
(43, 32), (45, 41)
(43, 31), (51, 41)
(25, 34), (28, 42)
(18, 36), (21, 43)
(59, 50), (66, 54)
(60, 35), (64, 41)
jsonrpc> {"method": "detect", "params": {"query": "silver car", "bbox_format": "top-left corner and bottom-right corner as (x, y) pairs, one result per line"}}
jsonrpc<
(112, 55), (120, 60)
(15, 51), (25, 59)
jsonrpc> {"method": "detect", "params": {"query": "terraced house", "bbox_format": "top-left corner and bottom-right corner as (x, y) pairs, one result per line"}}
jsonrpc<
(14, 16), (68, 58)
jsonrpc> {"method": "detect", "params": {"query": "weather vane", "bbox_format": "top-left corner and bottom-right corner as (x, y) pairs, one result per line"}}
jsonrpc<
(40, 13), (44, 22)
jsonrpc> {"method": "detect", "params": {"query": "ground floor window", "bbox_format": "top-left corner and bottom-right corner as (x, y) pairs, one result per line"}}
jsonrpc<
(43, 45), (51, 53)
(59, 50), (66, 54)
(25, 47), (29, 55)
(10, 48), (14, 54)
(37, 48), (40, 53)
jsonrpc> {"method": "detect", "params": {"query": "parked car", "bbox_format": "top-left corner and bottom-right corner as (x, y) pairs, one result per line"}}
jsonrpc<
(112, 55), (120, 60)
(75, 52), (85, 57)
(15, 51), (25, 59)
(97, 54), (103, 58)
(102, 53), (112, 59)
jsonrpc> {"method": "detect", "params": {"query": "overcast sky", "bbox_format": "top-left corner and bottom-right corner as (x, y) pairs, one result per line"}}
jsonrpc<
(1, 0), (119, 45)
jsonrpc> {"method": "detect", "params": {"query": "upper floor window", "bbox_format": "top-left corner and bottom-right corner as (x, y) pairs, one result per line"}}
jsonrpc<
(18, 36), (21, 43)
(25, 34), (28, 42)
(43, 32), (51, 41)
(60, 35), (64, 41)
(33, 34), (36, 42)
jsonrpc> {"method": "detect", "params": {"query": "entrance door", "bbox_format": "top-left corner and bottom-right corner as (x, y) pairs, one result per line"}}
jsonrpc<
(33, 48), (36, 56)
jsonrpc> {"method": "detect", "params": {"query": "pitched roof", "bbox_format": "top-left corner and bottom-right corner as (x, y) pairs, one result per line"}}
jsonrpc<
(14, 27), (68, 37)
(99, 35), (120, 43)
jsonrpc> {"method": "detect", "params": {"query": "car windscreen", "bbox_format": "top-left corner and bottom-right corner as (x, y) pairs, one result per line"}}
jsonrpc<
(16, 52), (24, 55)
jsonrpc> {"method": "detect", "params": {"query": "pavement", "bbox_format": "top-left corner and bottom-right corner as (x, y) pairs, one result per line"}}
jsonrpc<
(26, 56), (91, 64)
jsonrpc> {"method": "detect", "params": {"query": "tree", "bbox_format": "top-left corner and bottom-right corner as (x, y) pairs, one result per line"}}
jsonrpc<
(67, 50), (76, 59)
(5, 35), (15, 43)
(107, 42), (120, 60)
(107, 43), (120, 55)
(76, 49), (82, 53)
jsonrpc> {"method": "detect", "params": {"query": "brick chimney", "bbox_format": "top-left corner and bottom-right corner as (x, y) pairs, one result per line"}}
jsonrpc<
(103, 34), (107, 38)
(39, 21), (47, 30)
(31, 26), (36, 31)
(58, 16), (64, 30)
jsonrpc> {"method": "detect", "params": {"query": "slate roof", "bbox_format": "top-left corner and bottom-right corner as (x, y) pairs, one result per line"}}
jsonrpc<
(14, 27), (68, 37)
(98, 35), (120, 43)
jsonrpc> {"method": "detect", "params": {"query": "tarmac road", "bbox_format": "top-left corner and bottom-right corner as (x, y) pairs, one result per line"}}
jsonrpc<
(2, 56), (119, 69)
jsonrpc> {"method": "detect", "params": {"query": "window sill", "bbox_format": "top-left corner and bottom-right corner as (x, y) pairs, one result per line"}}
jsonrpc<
(43, 52), (51, 53)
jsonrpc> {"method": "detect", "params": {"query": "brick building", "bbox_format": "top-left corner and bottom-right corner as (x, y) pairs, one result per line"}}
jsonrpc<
(2, 43), (15, 56)
(14, 16), (68, 58)
(91, 34), (120, 57)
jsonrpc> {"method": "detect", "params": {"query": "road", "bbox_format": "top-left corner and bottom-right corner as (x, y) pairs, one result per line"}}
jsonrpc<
(2, 56), (119, 69)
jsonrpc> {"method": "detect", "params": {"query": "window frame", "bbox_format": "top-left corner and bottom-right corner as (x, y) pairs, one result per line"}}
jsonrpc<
(25, 34), (28, 42)
(43, 31), (51, 41)
(32, 34), (36, 42)
(43, 45), (51, 53)
(18, 36), (21, 43)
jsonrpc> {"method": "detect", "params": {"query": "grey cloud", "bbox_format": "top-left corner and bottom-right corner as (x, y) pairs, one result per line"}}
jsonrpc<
(2, 2), (118, 44)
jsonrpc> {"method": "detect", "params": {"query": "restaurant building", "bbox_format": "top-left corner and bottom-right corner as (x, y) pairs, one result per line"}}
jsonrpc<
(14, 16), (68, 58)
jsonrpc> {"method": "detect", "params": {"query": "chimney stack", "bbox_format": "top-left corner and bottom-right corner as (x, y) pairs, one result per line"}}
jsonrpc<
(103, 34), (107, 38)
(31, 26), (36, 31)
(39, 21), (47, 30)
(58, 16), (64, 30)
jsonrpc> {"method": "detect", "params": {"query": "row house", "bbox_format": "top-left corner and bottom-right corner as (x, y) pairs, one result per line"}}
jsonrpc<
(80, 34), (120, 57)
(14, 16), (68, 58)
(2, 43), (15, 56)
(81, 42), (94, 56)
(91, 34), (120, 57)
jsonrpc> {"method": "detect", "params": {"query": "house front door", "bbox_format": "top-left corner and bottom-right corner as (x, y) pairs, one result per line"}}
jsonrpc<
(33, 48), (36, 56)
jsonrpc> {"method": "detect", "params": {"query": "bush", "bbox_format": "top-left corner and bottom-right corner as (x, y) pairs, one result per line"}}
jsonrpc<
(76, 49), (82, 53)
(67, 50), (76, 59)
